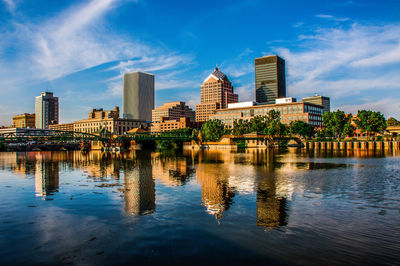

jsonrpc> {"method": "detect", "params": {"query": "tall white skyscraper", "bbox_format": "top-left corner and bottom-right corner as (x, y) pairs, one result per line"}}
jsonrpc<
(123, 72), (155, 121)
(35, 92), (59, 129)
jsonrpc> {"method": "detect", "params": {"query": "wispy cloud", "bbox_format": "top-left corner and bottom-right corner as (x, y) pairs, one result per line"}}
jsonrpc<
(238, 48), (253, 58)
(315, 14), (351, 22)
(352, 44), (400, 67)
(0, 0), (195, 124)
(293, 22), (304, 28)
(235, 84), (254, 102)
(222, 63), (253, 78)
(273, 23), (400, 117)
(2, 0), (16, 13)
(29, 0), (142, 80)
(107, 54), (193, 80)
(1, 0), (191, 83)
(338, 98), (400, 118)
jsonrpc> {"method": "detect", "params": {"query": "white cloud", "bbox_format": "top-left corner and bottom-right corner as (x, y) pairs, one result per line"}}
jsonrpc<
(315, 14), (350, 22)
(223, 63), (253, 78)
(2, 0), (16, 13)
(238, 48), (253, 58)
(108, 81), (123, 96)
(293, 22), (304, 28)
(156, 79), (199, 91)
(276, 23), (400, 90)
(1, 0), (192, 83)
(337, 98), (400, 119)
(185, 94), (200, 110)
(316, 14), (334, 19)
(0, 0), (195, 124)
(273, 23), (400, 117)
(107, 54), (193, 81)
(29, 0), (144, 80)
(352, 44), (400, 67)
(235, 84), (253, 102)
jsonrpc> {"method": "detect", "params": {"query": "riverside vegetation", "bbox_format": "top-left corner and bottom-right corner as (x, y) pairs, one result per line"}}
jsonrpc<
(154, 109), (390, 150)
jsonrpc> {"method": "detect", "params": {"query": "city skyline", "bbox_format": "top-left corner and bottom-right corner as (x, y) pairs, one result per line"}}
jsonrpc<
(0, 0), (400, 125)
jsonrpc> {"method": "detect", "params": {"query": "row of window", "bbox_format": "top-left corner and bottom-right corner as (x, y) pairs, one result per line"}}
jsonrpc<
(211, 114), (322, 126)
(304, 105), (323, 115)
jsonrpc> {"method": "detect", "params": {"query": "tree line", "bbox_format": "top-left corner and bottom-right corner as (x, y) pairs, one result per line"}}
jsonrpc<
(200, 109), (388, 142)
(319, 110), (386, 140)
(154, 109), (390, 149)
(200, 110), (314, 142)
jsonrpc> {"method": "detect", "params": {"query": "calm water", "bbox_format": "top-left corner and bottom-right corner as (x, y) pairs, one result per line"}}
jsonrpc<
(1, 149), (400, 265)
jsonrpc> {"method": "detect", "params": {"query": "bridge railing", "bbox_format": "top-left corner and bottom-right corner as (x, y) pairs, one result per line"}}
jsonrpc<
(121, 131), (193, 141)
(0, 129), (105, 143)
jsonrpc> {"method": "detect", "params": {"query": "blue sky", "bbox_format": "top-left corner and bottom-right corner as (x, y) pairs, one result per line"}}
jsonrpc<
(0, 0), (399, 125)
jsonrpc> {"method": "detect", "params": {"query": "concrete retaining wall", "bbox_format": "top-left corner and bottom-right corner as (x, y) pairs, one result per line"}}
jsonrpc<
(305, 141), (400, 151)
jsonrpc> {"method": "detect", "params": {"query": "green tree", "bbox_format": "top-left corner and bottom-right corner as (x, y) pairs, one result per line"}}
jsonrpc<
(265, 120), (287, 137)
(355, 110), (386, 137)
(191, 129), (199, 140)
(223, 128), (232, 135)
(387, 117), (400, 127)
(343, 121), (354, 137)
(232, 119), (251, 135)
(249, 115), (267, 134)
(322, 110), (351, 140)
(201, 119), (225, 141)
(232, 110), (285, 137)
(290, 121), (315, 139)
(265, 110), (280, 124)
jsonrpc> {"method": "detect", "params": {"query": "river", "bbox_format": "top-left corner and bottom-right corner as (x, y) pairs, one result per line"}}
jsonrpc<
(0, 149), (399, 265)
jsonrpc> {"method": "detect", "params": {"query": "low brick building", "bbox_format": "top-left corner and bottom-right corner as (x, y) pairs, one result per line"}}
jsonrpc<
(152, 117), (201, 132)
(12, 113), (35, 128)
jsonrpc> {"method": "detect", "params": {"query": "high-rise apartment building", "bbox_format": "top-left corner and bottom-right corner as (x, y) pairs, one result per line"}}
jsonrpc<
(255, 55), (286, 104)
(35, 92), (59, 129)
(302, 94), (330, 113)
(123, 72), (155, 121)
(12, 113), (35, 128)
(196, 67), (238, 122)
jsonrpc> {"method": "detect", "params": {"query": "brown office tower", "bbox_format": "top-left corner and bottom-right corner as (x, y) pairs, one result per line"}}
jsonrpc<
(255, 55), (286, 104)
(196, 67), (238, 122)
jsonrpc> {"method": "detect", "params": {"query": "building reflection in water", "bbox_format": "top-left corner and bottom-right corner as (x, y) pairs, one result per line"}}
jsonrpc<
(74, 150), (157, 216)
(151, 152), (195, 187)
(123, 154), (155, 216)
(256, 176), (287, 229)
(0, 147), (398, 223)
(196, 163), (235, 219)
(194, 151), (238, 219)
(34, 156), (60, 199)
(191, 149), (288, 227)
(73, 151), (122, 180)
